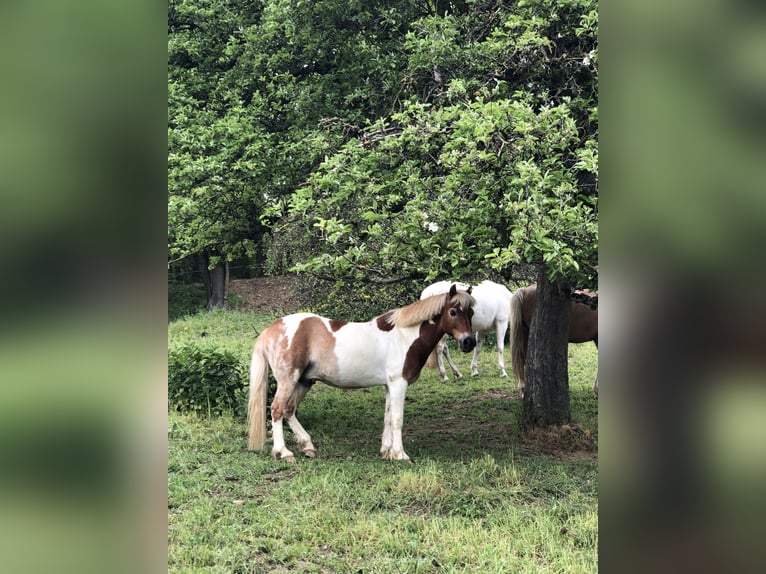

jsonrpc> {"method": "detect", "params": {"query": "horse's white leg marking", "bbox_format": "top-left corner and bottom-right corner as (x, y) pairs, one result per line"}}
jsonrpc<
(270, 375), (299, 461)
(435, 338), (450, 381)
(286, 415), (315, 456)
(471, 331), (484, 376)
(286, 383), (316, 456)
(441, 337), (463, 380)
(380, 390), (393, 456)
(271, 416), (294, 461)
(381, 379), (410, 461)
(495, 320), (508, 378)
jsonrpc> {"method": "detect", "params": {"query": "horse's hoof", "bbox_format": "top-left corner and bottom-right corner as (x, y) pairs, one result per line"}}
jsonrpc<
(273, 449), (296, 462)
(303, 449), (316, 458)
(381, 450), (411, 462)
(471, 372), (480, 377)
(499, 372), (508, 378)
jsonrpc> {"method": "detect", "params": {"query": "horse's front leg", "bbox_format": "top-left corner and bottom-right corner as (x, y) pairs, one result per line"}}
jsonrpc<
(380, 388), (393, 457)
(380, 379), (410, 461)
(471, 331), (485, 376)
(435, 339), (450, 381)
(442, 339), (463, 380)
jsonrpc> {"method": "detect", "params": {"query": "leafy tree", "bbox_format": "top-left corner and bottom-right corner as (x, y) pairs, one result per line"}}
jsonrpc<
(167, 0), (598, 426)
(168, 0), (267, 307)
(285, 0), (598, 426)
(168, 0), (425, 306)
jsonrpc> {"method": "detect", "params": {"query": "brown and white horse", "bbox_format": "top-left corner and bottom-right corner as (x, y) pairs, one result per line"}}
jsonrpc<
(247, 285), (476, 461)
(509, 284), (598, 397)
(420, 280), (512, 380)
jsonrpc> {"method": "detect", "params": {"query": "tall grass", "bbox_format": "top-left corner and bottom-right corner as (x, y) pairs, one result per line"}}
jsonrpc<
(168, 310), (598, 573)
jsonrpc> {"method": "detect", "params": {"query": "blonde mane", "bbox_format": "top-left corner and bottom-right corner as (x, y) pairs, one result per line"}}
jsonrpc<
(386, 290), (476, 328)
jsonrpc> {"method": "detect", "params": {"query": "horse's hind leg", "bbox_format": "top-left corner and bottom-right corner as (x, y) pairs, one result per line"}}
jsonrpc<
(285, 382), (317, 457)
(495, 321), (509, 378)
(270, 379), (299, 461)
(593, 340), (598, 397)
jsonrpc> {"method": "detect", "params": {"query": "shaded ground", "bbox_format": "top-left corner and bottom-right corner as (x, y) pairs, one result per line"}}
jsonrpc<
(225, 277), (598, 463)
(407, 387), (598, 463)
(228, 275), (309, 314)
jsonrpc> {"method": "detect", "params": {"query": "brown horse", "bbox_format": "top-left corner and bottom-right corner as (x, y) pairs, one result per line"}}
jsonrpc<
(509, 285), (598, 397)
(247, 285), (476, 461)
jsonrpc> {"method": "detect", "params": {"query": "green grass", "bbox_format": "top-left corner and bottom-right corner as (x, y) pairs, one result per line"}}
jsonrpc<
(168, 310), (598, 573)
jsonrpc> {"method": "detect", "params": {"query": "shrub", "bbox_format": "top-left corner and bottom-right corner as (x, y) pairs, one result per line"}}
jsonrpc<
(309, 278), (416, 322)
(168, 345), (246, 417)
(168, 282), (207, 321)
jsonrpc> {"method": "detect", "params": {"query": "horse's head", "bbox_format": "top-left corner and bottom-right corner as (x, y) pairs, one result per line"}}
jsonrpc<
(440, 284), (477, 352)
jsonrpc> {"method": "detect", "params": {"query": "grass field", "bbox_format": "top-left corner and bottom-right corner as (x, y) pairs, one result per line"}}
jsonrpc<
(168, 310), (598, 573)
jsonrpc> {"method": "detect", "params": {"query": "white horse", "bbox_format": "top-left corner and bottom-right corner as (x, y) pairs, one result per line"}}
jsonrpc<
(247, 285), (476, 461)
(420, 280), (512, 381)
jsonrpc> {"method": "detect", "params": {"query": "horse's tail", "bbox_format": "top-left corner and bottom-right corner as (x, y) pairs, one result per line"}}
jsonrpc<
(425, 349), (439, 370)
(247, 337), (270, 451)
(509, 288), (527, 390)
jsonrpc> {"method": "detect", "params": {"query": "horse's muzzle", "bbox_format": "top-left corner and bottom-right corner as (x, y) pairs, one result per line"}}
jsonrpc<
(459, 335), (476, 353)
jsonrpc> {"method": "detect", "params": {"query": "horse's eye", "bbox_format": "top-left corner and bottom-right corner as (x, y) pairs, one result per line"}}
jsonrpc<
(449, 309), (457, 317)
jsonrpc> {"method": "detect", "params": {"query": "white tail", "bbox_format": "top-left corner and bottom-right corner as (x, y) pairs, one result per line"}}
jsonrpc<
(247, 339), (270, 451)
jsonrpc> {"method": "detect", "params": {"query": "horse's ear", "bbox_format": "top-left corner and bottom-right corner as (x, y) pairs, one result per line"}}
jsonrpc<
(449, 284), (457, 297)
(467, 285), (473, 295)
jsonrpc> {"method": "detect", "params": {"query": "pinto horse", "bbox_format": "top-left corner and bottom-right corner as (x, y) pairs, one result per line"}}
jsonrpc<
(420, 280), (512, 380)
(247, 285), (476, 461)
(509, 284), (598, 397)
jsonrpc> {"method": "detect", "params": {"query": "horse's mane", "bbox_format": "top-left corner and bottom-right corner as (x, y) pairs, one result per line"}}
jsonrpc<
(386, 290), (476, 328)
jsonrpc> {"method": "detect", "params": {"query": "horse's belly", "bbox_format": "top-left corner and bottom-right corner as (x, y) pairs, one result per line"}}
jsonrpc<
(328, 327), (390, 387)
(332, 348), (391, 387)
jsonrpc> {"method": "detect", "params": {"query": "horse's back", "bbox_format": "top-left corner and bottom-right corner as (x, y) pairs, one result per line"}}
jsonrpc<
(470, 280), (512, 329)
(420, 280), (470, 299)
(569, 301), (598, 343)
(516, 285), (597, 343)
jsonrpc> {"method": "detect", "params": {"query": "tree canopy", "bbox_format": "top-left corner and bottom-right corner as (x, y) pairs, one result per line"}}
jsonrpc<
(168, 0), (598, 297)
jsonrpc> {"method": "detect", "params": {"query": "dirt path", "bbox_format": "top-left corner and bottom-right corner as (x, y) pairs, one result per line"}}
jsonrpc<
(228, 275), (309, 314)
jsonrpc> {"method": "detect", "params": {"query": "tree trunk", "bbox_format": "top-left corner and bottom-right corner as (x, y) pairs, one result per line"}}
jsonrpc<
(523, 267), (571, 427)
(202, 253), (227, 310)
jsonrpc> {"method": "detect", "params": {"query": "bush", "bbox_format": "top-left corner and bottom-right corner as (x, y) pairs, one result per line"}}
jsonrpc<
(309, 277), (417, 322)
(168, 345), (246, 417)
(168, 282), (207, 321)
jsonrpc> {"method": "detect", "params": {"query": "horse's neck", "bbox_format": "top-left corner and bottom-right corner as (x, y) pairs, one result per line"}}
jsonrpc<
(413, 320), (445, 351)
(394, 320), (444, 350)
(399, 320), (445, 382)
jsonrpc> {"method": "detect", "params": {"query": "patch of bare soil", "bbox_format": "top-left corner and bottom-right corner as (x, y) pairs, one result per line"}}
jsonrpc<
(228, 275), (310, 314)
(519, 424), (598, 462)
(411, 390), (597, 463)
